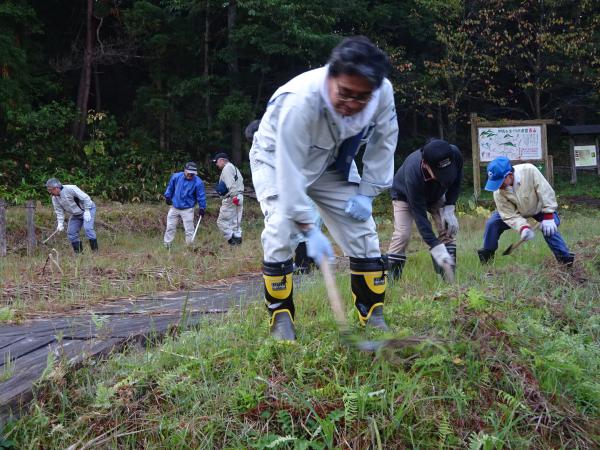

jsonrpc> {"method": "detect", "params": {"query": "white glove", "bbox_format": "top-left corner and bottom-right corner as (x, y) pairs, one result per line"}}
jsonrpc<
(541, 219), (557, 236)
(83, 210), (91, 222)
(57, 222), (64, 232)
(440, 205), (459, 235)
(430, 243), (455, 267)
(520, 227), (535, 241)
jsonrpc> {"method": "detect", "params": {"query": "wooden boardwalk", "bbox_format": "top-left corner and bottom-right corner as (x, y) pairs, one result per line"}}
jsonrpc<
(0, 275), (263, 423)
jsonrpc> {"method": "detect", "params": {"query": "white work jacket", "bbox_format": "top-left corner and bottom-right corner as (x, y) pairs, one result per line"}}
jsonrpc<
(249, 66), (398, 224)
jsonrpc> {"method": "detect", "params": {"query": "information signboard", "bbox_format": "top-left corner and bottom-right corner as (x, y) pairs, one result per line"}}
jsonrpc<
(478, 126), (542, 162)
(574, 145), (597, 167)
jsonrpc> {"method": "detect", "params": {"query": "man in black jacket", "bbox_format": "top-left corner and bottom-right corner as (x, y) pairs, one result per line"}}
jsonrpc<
(387, 139), (463, 281)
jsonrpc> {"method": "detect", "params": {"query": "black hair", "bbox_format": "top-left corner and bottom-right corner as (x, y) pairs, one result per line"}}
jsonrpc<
(327, 36), (390, 88)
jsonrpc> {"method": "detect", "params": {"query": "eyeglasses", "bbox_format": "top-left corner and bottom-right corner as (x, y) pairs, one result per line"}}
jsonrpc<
(335, 80), (372, 104)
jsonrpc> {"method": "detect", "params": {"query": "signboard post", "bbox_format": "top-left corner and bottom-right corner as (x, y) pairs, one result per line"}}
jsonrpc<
(471, 114), (555, 198)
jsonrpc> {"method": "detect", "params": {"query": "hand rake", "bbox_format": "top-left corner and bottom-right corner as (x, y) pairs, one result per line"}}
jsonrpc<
(502, 222), (540, 256)
(320, 256), (439, 353)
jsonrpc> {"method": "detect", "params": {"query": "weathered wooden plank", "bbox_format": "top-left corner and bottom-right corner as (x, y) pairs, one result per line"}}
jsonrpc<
(0, 335), (56, 368)
(0, 338), (122, 421)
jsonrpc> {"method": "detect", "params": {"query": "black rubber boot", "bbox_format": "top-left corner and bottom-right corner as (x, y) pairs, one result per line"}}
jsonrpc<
(71, 241), (83, 254)
(445, 244), (457, 281)
(294, 242), (315, 274)
(350, 256), (389, 331)
(89, 239), (98, 252)
(228, 236), (241, 246)
(263, 259), (296, 341)
(477, 248), (495, 264)
(387, 253), (406, 283)
(556, 252), (575, 267)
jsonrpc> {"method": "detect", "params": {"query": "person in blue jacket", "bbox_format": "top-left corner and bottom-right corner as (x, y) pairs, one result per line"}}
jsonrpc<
(163, 162), (207, 248)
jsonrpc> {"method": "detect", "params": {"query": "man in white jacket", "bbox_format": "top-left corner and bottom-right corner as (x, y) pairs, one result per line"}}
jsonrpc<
(477, 156), (574, 266)
(46, 178), (98, 253)
(213, 152), (244, 245)
(250, 36), (399, 340)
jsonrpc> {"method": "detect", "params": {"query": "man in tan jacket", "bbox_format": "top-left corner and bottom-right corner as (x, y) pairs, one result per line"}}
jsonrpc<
(477, 156), (574, 266)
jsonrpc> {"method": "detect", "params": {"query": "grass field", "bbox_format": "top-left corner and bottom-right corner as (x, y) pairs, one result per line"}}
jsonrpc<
(2, 191), (599, 448)
(0, 201), (266, 319)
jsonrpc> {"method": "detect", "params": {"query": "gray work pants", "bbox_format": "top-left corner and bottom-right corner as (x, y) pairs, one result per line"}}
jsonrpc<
(217, 195), (243, 240)
(164, 206), (195, 244)
(260, 170), (381, 262)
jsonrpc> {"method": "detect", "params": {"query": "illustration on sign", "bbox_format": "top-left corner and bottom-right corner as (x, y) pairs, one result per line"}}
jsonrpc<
(478, 126), (542, 162)
(574, 145), (597, 167)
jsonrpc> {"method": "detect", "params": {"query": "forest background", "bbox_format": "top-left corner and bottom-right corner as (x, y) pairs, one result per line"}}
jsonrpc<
(1, 0), (599, 202)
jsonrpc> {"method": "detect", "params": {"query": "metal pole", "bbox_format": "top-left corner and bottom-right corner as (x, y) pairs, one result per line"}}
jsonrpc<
(191, 215), (203, 243)
(0, 199), (6, 257)
(26, 200), (36, 256)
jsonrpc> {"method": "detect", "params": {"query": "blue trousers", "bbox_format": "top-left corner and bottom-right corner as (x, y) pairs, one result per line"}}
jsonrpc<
(67, 205), (97, 243)
(482, 211), (571, 259)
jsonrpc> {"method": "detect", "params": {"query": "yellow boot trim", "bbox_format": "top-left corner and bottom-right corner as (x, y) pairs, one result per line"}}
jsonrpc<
(269, 309), (294, 327)
(350, 270), (387, 294)
(263, 274), (293, 300)
(357, 302), (384, 326)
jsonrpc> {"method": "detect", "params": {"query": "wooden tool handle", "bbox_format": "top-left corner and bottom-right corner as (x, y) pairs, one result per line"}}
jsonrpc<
(320, 257), (349, 329)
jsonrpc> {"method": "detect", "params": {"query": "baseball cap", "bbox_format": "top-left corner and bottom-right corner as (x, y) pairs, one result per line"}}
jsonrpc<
(484, 156), (512, 192)
(422, 139), (458, 187)
(212, 152), (230, 163)
(184, 161), (198, 174)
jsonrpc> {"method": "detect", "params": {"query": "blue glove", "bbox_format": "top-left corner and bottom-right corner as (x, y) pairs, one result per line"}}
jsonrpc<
(304, 227), (333, 265)
(344, 194), (373, 221)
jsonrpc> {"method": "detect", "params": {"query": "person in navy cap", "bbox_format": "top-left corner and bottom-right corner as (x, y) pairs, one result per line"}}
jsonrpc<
(477, 156), (574, 266)
(387, 138), (463, 282)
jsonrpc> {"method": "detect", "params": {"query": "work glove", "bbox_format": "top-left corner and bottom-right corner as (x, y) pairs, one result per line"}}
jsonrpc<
(541, 217), (557, 236)
(165, 197), (172, 206)
(57, 222), (64, 232)
(520, 226), (535, 241)
(198, 208), (205, 217)
(440, 205), (459, 235)
(344, 194), (373, 222)
(304, 227), (333, 265)
(232, 196), (240, 206)
(83, 210), (91, 222)
(430, 243), (455, 268)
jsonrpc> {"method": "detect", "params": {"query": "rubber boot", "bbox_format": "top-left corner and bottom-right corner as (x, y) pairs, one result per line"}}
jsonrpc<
(71, 241), (83, 254)
(89, 238), (98, 252)
(263, 259), (296, 341)
(445, 244), (457, 281)
(477, 248), (495, 264)
(387, 253), (406, 283)
(350, 256), (389, 331)
(556, 252), (575, 267)
(294, 242), (315, 274)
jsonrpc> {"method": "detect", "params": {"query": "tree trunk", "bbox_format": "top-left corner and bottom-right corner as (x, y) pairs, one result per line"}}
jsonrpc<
(204, 0), (211, 127)
(72, 0), (94, 140)
(93, 64), (101, 111)
(436, 104), (444, 140)
(228, 0), (242, 164)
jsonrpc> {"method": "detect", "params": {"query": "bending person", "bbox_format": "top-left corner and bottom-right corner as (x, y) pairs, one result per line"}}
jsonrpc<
(250, 36), (398, 340)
